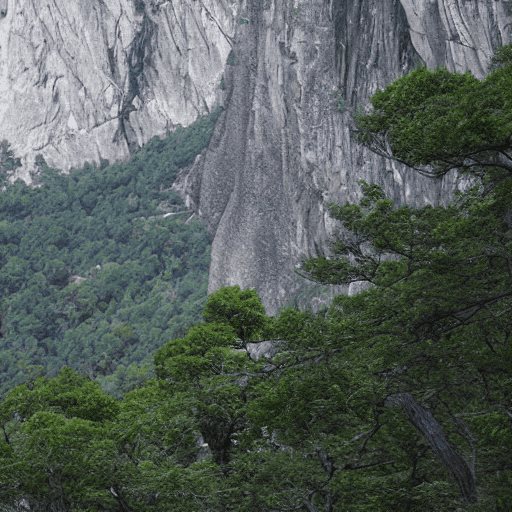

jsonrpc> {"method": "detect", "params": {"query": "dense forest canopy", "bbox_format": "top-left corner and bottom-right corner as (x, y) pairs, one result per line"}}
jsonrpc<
(0, 45), (511, 511)
(0, 106), (222, 398)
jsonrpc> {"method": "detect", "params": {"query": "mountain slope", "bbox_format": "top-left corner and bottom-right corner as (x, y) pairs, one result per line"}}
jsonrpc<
(173, 0), (512, 314)
(1, 0), (511, 314)
(0, 107), (221, 398)
(0, 0), (234, 180)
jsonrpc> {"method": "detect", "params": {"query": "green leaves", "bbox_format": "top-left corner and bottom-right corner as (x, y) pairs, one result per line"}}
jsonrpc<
(0, 368), (120, 510)
(2, 45), (512, 512)
(203, 285), (268, 342)
(352, 53), (512, 177)
(0, 140), (22, 176)
(2, 366), (119, 424)
(154, 322), (241, 382)
(297, 49), (512, 506)
(0, 107), (218, 397)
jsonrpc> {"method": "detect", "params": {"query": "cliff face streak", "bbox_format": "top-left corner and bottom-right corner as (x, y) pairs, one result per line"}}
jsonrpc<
(0, 0), (236, 181)
(1, 0), (511, 314)
(174, 0), (512, 314)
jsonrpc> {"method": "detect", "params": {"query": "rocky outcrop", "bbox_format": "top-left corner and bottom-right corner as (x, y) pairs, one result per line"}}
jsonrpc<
(173, 0), (512, 314)
(0, 0), (236, 182)
(1, 0), (510, 315)
(246, 339), (283, 361)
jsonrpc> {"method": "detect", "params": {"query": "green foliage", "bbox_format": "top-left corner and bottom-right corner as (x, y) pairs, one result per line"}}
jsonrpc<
(1, 44), (511, 512)
(488, 43), (512, 72)
(153, 322), (240, 382)
(227, 50), (236, 66)
(237, 17), (248, 25)
(0, 140), (22, 185)
(153, 314), (250, 474)
(219, 76), (226, 90)
(291, 171), (512, 506)
(296, 47), (512, 508)
(1, 366), (119, 423)
(334, 91), (346, 112)
(0, 368), (119, 510)
(203, 285), (267, 342)
(352, 52), (512, 177)
(0, 107), (221, 397)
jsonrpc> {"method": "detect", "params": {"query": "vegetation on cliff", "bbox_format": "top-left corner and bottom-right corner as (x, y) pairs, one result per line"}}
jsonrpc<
(0, 45), (511, 511)
(0, 106), (222, 398)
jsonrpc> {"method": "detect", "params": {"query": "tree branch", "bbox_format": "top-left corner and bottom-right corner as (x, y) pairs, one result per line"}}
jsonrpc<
(385, 392), (477, 503)
(343, 459), (395, 470)
(438, 397), (478, 482)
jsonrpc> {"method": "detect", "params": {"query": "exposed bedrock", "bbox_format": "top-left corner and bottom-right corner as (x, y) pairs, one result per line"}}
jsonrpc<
(1, 0), (510, 314)
(0, 0), (236, 181)
(174, 0), (512, 315)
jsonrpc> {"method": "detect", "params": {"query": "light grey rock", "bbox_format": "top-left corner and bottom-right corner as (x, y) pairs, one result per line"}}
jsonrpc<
(173, 0), (512, 315)
(0, 0), (236, 182)
(246, 339), (283, 361)
(69, 275), (87, 285)
(1, 0), (510, 315)
(232, 339), (283, 365)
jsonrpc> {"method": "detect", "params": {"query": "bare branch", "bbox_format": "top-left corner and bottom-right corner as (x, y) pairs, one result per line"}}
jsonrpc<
(385, 392), (477, 503)
(438, 398), (478, 481)
(343, 459), (395, 470)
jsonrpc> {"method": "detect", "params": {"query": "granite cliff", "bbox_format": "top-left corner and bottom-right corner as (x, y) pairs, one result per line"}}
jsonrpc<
(173, 0), (512, 314)
(0, 0), (236, 181)
(1, 0), (511, 314)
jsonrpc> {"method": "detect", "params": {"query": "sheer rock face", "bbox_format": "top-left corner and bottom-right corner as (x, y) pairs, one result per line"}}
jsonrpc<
(174, 0), (512, 315)
(0, 0), (236, 182)
(1, 0), (511, 315)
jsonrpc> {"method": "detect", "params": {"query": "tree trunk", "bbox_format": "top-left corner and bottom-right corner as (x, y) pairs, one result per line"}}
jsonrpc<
(385, 392), (477, 503)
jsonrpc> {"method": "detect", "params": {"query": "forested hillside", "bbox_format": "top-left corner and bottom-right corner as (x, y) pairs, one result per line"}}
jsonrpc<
(0, 47), (511, 512)
(0, 106), (222, 397)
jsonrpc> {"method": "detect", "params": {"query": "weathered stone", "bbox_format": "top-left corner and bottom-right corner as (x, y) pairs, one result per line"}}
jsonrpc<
(69, 275), (87, 285)
(246, 339), (283, 361)
(1, 0), (510, 315)
(0, 0), (236, 182)
(173, 0), (512, 314)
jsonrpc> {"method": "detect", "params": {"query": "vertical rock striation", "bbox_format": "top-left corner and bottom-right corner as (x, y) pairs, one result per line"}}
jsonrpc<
(0, 0), (236, 181)
(174, 0), (512, 315)
(1, 0), (510, 314)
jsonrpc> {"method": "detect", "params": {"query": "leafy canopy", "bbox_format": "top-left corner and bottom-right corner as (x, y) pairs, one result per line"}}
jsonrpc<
(296, 45), (512, 508)
(2, 45), (512, 512)
(0, 107), (221, 398)
(203, 284), (267, 342)
(352, 59), (512, 179)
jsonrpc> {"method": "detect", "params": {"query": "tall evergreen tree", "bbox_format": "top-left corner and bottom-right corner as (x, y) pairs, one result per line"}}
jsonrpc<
(296, 45), (512, 507)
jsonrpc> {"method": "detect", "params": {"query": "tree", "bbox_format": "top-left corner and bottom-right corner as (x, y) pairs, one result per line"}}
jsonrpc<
(0, 140), (22, 184)
(108, 378), (217, 512)
(154, 321), (249, 474)
(203, 285), (268, 342)
(294, 45), (512, 507)
(351, 57), (512, 181)
(154, 322), (241, 382)
(0, 367), (122, 511)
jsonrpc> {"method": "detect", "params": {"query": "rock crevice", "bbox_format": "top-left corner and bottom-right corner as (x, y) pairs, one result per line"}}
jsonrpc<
(1, 0), (510, 314)
(0, 0), (237, 180)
